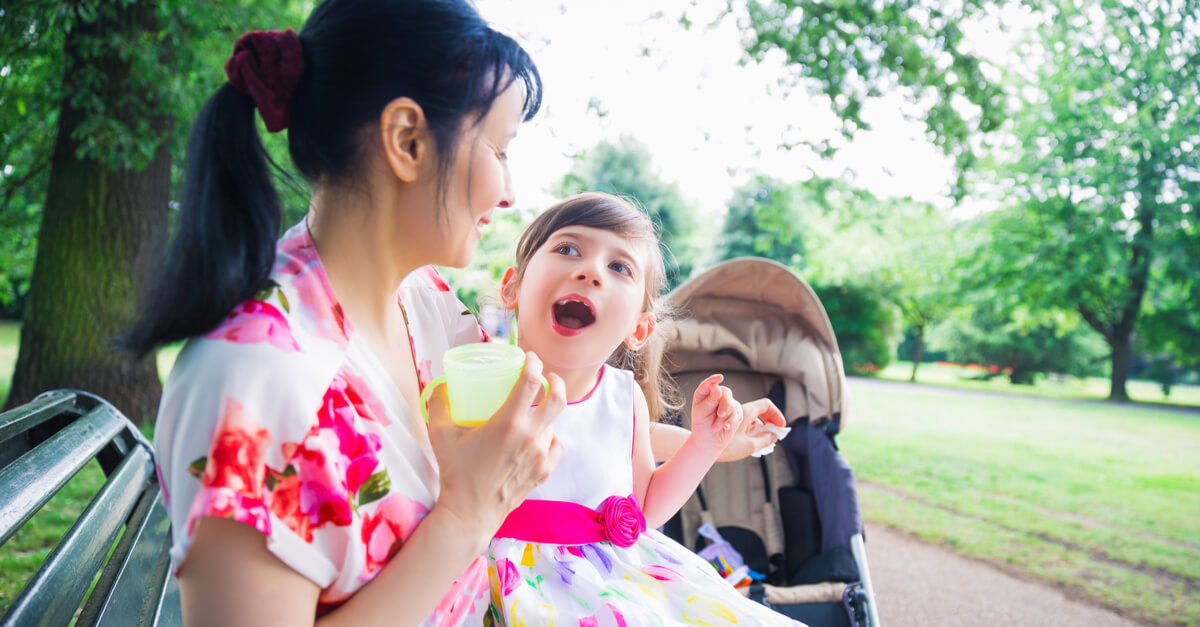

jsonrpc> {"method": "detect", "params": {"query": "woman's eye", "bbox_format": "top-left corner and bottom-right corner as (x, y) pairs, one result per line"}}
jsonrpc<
(609, 261), (631, 276)
(554, 244), (579, 256)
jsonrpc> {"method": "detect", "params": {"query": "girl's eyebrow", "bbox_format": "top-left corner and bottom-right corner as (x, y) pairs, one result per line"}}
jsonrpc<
(554, 230), (641, 272)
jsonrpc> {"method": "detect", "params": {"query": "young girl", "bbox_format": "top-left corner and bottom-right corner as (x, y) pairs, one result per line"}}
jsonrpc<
(486, 192), (803, 625)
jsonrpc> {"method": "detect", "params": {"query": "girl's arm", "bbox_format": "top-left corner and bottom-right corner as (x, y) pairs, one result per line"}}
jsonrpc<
(633, 375), (744, 529)
(648, 397), (786, 463)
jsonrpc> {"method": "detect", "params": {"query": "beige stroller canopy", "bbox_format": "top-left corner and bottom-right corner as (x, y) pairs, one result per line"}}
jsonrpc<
(663, 256), (847, 432)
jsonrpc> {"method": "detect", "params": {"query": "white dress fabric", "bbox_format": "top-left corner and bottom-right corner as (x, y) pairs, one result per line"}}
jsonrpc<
(486, 367), (805, 626)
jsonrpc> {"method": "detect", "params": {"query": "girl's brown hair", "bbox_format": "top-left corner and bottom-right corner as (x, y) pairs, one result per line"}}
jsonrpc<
(511, 192), (682, 421)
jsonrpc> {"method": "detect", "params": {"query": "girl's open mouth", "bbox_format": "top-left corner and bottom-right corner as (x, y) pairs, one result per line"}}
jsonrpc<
(552, 296), (596, 336)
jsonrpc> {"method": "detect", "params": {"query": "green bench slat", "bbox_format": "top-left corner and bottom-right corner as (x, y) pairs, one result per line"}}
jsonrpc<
(2, 445), (154, 627)
(0, 392), (76, 447)
(154, 571), (183, 626)
(0, 405), (126, 546)
(88, 486), (173, 627)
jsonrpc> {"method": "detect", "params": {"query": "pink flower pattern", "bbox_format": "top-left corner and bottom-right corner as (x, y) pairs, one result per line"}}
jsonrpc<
(205, 300), (300, 352)
(360, 493), (429, 578)
(166, 221), (493, 625)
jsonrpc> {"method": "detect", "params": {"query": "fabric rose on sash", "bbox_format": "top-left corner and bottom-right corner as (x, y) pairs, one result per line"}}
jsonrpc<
(597, 495), (646, 548)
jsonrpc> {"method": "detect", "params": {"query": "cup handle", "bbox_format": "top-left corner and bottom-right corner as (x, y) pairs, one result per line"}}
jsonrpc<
(420, 376), (447, 424)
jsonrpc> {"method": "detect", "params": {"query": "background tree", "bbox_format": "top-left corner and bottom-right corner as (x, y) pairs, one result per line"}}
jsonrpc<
(717, 176), (807, 266)
(930, 303), (1108, 384)
(971, 0), (1200, 401)
(738, 0), (1007, 194)
(870, 206), (960, 382)
(1, 1), (304, 422)
(717, 175), (905, 374)
(557, 136), (697, 288)
(0, 2), (61, 316)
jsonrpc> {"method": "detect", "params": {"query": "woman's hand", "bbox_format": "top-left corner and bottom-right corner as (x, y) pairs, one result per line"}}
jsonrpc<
(425, 351), (565, 549)
(717, 397), (787, 462)
(688, 374), (744, 452)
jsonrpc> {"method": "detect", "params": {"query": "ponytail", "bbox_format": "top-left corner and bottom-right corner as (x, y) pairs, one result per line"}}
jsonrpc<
(122, 85), (281, 357)
(123, 0), (543, 357)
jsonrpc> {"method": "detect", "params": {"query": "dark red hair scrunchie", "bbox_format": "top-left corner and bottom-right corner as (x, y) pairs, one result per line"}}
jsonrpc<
(224, 28), (304, 133)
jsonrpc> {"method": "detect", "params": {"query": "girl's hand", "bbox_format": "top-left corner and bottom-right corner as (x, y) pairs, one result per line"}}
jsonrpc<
(689, 374), (744, 451)
(717, 397), (787, 462)
(425, 351), (565, 548)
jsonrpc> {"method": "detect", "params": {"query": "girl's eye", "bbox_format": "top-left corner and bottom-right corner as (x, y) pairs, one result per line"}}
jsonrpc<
(498, 151), (509, 160)
(553, 243), (580, 256)
(609, 261), (631, 277)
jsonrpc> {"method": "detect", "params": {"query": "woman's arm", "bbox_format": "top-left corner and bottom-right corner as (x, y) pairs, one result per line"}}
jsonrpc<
(179, 357), (566, 626)
(180, 504), (496, 627)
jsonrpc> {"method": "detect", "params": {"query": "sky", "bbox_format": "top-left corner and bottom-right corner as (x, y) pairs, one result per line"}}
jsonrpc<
(473, 0), (975, 225)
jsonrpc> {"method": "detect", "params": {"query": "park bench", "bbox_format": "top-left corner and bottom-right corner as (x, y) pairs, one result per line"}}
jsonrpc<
(0, 390), (180, 626)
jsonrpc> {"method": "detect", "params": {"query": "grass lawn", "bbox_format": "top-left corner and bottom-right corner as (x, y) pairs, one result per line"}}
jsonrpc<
(0, 321), (18, 408)
(880, 360), (1200, 408)
(841, 381), (1200, 626)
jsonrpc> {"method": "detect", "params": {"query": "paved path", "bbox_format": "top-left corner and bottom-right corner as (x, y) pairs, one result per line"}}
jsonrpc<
(863, 522), (1143, 627)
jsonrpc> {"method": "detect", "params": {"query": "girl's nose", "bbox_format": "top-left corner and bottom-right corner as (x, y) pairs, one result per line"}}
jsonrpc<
(574, 272), (600, 287)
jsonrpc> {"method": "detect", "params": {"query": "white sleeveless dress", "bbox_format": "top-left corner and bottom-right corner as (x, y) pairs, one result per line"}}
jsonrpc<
(486, 366), (805, 626)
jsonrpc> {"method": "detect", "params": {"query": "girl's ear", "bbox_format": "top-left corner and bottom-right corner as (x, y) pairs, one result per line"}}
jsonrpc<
(624, 312), (656, 351)
(499, 266), (520, 310)
(379, 97), (428, 182)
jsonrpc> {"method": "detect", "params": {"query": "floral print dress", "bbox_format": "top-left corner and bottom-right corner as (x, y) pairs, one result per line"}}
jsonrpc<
(155, 221), (490, 624)
(487, 367), (805, 627)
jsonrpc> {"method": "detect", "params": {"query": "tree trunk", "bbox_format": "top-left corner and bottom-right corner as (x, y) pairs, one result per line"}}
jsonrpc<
(3, 1), (170, 424)
(1108, 332), (1132, 402)
(909, 324), (924, 383)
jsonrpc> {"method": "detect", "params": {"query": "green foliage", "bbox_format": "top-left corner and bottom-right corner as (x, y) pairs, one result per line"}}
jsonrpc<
(812, 282), (899, 374)
(556, 136), (697, 289)
(968, 0), (1200, 397)
(737, 0), (1007, 194)
(1139, 216), (1200, 368)
(0, 0), (309, 312)
(0, 1), (64, 311)
(717, 176), (807, 267)
(930, 304), (1108, 384)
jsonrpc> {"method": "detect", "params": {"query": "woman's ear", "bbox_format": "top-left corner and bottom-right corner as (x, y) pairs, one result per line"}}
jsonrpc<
(624, 313), (656, 351)
(379, 97), (427, 182)
(499, 266), (520, 310)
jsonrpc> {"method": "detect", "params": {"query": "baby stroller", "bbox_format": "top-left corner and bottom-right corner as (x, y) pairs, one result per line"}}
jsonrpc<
(655, 257), (881, 627)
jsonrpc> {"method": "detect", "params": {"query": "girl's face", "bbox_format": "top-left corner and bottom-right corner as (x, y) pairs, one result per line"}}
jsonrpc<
(504, 225), (655, 371)
(435, 81), (525, 268)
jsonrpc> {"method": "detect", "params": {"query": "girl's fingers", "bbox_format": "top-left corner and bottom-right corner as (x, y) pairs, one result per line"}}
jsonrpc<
(692, 374), (724, 406)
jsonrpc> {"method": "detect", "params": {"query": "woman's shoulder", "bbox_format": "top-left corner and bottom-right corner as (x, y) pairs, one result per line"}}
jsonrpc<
(401, 266), (488, 349)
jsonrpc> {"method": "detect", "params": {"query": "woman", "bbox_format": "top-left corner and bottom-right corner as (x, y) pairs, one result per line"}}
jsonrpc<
(125, 0), (563, 624)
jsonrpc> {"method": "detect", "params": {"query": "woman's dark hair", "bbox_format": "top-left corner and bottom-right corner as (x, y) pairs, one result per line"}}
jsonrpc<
(122, 0), (541, 357)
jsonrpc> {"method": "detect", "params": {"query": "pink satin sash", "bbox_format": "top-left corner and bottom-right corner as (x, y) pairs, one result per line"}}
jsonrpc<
(494, 494), (646, 547)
